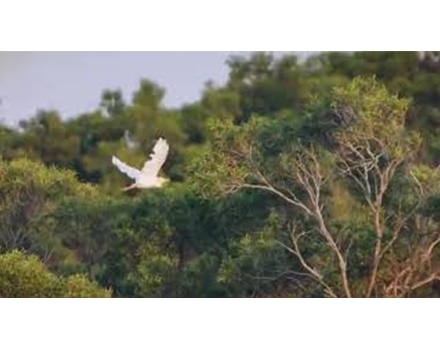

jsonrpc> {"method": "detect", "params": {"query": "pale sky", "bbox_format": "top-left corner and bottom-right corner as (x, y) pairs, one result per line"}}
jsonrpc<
(0, 52), (312, 126)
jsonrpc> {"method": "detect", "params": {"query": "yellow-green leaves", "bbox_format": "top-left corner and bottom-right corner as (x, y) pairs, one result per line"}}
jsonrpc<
(332, 77), (420, 161)
(0, 158), (97, 258)
(410, 164), (440, 196)
(188, 116), (268, 198)
(62, 274), (111, 298)
(0, 251), (110, 298)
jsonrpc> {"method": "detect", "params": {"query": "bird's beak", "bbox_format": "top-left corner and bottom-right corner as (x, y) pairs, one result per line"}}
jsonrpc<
(122, 184), (136, 192)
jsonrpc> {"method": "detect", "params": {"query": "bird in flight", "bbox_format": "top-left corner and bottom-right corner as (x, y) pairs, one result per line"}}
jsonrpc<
(124, 130), (138, 150)
(112, 137), (170, 191)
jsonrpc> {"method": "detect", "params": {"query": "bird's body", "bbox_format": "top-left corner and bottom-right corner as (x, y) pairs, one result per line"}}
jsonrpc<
(136, 176), (169, 189)
(112, 137), (170, 191)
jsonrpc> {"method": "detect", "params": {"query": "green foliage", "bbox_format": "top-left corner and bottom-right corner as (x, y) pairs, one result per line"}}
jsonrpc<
(188, 115), (273, 197)
(0, 158), (95, 262)
(189, 72), (440, 297)
(127, 244), (178, 297)
(0, 250), (61, 297)
(410, 164), (440, 196)
(2, 52), (440, 297)
(18, 110), (81, 167)
(61, 274), (111, 298)
(217, 214), (293, 297)
(227, 53), (310, 120)
(100, 89), (126, 117)
(52, 195), (127, 277)
(0, 250), (110, 297)
(331, 76), (421, 160)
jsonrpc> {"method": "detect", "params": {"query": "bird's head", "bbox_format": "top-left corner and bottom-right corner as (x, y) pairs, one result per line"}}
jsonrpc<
(158, 177), (170, 187)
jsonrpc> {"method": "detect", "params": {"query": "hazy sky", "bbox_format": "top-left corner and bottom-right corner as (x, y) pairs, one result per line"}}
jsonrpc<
(0, 52), (310, 126)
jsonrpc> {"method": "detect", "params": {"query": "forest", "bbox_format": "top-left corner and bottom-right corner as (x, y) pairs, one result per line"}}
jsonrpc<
(1, 51), (440, 297)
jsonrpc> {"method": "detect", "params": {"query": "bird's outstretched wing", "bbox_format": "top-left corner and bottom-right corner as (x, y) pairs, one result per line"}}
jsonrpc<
(140, 138), (169, 178)
(112, 156), (141, 180)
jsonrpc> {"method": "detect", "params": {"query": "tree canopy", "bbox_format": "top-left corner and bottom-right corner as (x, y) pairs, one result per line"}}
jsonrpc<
(1, 52), (440, 297)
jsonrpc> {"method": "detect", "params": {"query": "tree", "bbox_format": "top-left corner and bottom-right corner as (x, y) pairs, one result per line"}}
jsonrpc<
(313, 51), (440, 164)
(0, 124), (18, 160)
(0, 158), (96, 265)
(191, 77), (440, 297)
(52, 195), (127, 279)
(227, 52), (309, 121)
(217, 212), (300, 297)
(0, 250), (110, 297)
(100, 89), (125, 117)
(17, 110), (80, 168)
(3, 52), (440, 298)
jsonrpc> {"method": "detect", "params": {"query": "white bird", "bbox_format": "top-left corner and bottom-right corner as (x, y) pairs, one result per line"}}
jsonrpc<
(112, 137), (170, 191)
(124, 130), (138, 150)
